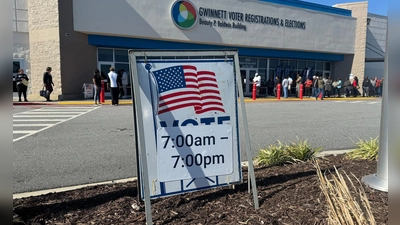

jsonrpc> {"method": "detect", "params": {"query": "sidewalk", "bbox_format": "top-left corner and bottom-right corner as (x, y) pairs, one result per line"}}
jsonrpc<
(13, 94), (380, 106)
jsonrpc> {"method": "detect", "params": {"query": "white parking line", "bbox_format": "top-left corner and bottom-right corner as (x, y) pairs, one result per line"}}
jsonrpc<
(13, 131), (37, 134)
(13, 119), (65, 122)
(14, 115), (75, 118)
(349, 101), (363, 103)
(368, 102), (379, 104)
(13, 107), (98, 143)
(13, 124), (53, 126)
(19, 112), (83, 114)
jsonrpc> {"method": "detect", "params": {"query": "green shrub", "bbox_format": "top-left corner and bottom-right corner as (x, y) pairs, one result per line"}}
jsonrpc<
(286, 139), (322, 162)
(345, 137), (379, 160)
(255, 142), (290, 166)
(255, 139), (321, 166)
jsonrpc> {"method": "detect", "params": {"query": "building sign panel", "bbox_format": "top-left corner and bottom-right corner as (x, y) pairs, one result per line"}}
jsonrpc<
(171, 0), (306, 31)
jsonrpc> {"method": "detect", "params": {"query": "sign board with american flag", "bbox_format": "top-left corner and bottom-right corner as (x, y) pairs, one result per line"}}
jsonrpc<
(129, 51), (257, 209)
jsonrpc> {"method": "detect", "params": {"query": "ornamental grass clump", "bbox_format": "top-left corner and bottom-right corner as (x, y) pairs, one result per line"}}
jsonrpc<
(286, 139), (322, 162)
(255, 141), (290, 166)
(314, 160), (376, 225)
(255, 139), (321, 166)
(346, 137), (379, 160)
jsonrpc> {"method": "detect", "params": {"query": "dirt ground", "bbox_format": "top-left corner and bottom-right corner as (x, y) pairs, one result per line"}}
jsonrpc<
(13, 154), (388, 225)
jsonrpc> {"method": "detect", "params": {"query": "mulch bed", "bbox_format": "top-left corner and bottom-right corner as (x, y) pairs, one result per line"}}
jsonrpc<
(13, 154), (388, 224)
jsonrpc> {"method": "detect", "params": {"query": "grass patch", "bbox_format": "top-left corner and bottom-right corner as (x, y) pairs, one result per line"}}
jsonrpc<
(345, 137), (379, 160)
(255, 139), (322, 166)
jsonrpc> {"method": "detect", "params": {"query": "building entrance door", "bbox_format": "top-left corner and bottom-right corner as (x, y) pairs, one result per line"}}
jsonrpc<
(240, 69), (257, 96)
(98, 62), (114, 97)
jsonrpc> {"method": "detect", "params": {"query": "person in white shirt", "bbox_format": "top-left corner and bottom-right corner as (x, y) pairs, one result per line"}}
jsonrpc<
(282, 76), (289, 98)
(107, 67), (119, 106)
(252, 73), (261, 97)
(288, 76), (293, 94)
(121, 69), (129, 98)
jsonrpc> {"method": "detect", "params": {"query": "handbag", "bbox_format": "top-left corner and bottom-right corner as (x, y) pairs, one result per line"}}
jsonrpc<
(21, 79), (29, 86)
(40, 87), (47, 97)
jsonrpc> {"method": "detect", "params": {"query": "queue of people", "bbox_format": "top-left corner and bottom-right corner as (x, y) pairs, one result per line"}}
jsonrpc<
(252, 73), (383, 99)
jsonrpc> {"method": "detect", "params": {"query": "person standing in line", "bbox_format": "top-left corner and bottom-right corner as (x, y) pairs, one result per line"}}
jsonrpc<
(287, 75), (293, 97)
(93, 69), (102, 105)
(352, 76), (359, 97)
(316, 76), (325, 100)
(107, 67), (119, 106)
(343, 78), (351, 97)
(375, 77), (381, 97)
(362, 76), (370, 97)
(273, 76), (280, 97)
(252, 73), (261, 97)
(121, 69), (129, 99)
(304, 78), (312, 97)
(324, 76), (332, 98)
(370, 77), (376, 97)
(282, 76), (289, 98)
(332, 79), (338, 97)
(43, 67), (54, 101)
(266, 78), (274, 96)
(336, 77), (342, 97)
(312, 76), (318, 98)
(15, 69), (29, 102)
(295, 74), (302, 98)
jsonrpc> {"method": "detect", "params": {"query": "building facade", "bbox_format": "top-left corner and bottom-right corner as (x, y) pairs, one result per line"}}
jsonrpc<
(365, 13), (387, 79)
(12, 0), (386, 99)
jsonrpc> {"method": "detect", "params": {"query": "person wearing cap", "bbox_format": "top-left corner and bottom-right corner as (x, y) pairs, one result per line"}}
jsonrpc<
(253, 73), (261, 97)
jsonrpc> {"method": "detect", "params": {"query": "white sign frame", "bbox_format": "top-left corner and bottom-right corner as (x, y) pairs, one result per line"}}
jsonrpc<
(129, 50), (259, 224)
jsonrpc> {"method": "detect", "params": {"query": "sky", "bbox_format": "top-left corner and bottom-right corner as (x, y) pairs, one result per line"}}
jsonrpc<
(305, 0), (388, 15)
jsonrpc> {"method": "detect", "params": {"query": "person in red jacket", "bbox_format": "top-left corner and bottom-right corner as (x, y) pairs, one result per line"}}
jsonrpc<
(352, 76), (359, 97)
(375, 77), (381, 97)
(304, 78), (312, 97)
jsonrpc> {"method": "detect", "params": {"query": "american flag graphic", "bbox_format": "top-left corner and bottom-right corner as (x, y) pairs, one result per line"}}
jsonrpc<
(153, 65), (225, 115)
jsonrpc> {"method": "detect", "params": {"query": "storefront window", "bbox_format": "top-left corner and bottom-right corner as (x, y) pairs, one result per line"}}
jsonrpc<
(98, 48), (113, 62)
(115, 50), (129, 62)
(298, 61), (306, 70)
(13, 61), (21, 73)
(316, 62), (323, 70)
(259, 59), (267, 68)
(289, 60), (297, 68)
(307, 61), (315, 68)
(239, 57), (257, 68)
(281, 60), (288, 67)
(257, 69), (267, 85)
(269, 59), (278, 69)
(324, 62), (331, 71)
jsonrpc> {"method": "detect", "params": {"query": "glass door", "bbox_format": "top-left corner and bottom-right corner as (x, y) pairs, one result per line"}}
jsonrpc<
(240, 69), (257, 96)
(98, 62), (114, 96)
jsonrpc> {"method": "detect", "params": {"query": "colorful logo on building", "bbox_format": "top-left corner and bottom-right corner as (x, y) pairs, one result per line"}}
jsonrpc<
(171, 0), (198, 29)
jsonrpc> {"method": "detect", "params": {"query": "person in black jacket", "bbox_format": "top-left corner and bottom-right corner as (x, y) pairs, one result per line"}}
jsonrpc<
(43, 67), (54, 101)
(15, 69), (29, 102)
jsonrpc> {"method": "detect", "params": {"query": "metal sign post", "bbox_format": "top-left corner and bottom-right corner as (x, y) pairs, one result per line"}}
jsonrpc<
(361, 26), (388, 192)
(234, 54), (260, 209)
(130, 57), (153, 224)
